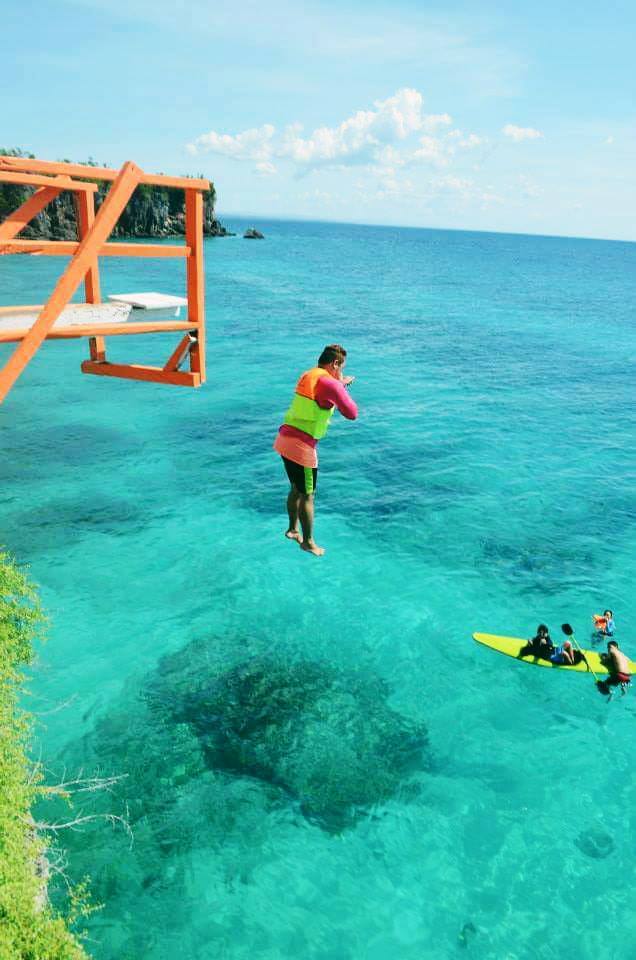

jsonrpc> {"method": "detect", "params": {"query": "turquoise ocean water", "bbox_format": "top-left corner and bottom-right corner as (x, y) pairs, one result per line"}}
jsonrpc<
(1, 220), (636, 959)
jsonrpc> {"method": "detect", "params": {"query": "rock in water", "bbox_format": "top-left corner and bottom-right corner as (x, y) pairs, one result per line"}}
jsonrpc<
(150, 650), (427, 831)
(575, 828), (615, 859)
(458, 921), (477, 949)
(243, 227), (264, 238)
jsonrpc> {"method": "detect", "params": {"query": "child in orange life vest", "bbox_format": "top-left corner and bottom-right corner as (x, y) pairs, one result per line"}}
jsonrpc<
(593, 609), (615, 637)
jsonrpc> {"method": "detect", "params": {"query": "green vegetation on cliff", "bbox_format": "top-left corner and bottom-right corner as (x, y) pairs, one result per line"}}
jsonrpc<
(0, 147), (229, 240)
(0, 552), (88, 959)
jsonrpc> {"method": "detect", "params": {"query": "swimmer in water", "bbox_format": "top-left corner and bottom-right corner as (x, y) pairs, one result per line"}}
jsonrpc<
(593, 609), (615, 637)
(597, 640), (631, 700)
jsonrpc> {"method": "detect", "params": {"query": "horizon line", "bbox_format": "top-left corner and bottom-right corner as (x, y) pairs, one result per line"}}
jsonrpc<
(213, 212), (636, 246)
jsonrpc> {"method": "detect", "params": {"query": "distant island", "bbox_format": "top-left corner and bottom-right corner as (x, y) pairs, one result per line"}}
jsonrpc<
(0, 148), (233, 239)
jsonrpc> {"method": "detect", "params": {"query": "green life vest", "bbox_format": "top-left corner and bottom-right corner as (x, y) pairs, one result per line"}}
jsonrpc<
(284, 367), (335, 440)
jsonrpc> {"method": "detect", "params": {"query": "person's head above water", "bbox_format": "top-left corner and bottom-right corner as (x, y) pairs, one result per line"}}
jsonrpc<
(607, 640), (619, 651)
(604, 609), (614, 619)
(318, 344), (347, 377)
(536, 624), (550, 638)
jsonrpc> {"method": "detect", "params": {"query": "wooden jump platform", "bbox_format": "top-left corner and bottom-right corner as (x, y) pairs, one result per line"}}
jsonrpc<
(0, 156), (210, 403)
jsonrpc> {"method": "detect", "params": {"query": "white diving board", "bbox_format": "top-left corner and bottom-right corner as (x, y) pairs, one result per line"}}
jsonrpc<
(108, 292), (188, 315)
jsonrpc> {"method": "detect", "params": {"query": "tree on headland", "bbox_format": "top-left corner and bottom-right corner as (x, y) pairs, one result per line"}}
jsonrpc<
(0, 148), (225, 239)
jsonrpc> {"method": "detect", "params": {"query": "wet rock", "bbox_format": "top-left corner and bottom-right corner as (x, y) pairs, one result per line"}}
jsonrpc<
(458, 921), (477, 949)
(243, 227), (264, 239)
(575, 828), (615, 859)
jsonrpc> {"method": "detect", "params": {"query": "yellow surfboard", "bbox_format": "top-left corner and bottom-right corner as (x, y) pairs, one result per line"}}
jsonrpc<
(472, 632), (636, 676)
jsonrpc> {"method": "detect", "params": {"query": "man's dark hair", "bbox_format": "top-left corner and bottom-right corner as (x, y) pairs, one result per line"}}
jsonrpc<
(604, 609), (613, 618)
(607, 640), (618, 650)
(318, 344), (347, 366)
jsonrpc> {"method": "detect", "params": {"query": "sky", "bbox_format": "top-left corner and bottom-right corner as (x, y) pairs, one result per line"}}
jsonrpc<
(3, 0), (635, 239)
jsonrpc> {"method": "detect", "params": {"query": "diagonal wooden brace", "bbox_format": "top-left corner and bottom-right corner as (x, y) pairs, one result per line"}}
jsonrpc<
(0, 186), (62, 242)
(0, 161), (142, 404)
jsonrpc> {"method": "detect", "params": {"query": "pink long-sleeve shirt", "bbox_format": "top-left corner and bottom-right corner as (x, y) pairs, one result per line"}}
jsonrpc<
(273, 376), (358, 467)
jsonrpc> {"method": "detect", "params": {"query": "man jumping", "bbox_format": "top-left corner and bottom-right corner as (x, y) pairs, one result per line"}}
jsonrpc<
(273, 344), (358, 556)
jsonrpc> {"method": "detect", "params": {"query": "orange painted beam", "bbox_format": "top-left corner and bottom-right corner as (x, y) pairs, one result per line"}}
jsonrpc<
(0, 155), (209, 192)
(0, 171), (97, 192)
(0, 186), (62, 241)
(81, 360), (201, 387)
(89, 336), (106, 362)
(0, 321), (196, 344)
(163, 333), (193, 372)
(75, 191), (101, 303)
(185, 189), (206, 382)
(0, 240), (190, 257)
(0, 161), (141, 404)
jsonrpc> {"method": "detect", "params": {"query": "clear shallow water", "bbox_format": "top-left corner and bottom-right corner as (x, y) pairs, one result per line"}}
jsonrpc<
(1, 220), (636, 959)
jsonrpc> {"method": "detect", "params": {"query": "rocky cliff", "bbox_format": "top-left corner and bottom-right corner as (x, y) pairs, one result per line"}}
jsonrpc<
(0, 149), (231, 239)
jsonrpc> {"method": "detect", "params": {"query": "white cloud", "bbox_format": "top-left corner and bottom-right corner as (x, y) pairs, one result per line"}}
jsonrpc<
(254, 161), (277, 176)
(502, 123), (543, 142)
(188, 90), (491, 189)
(188, 123), (275, 160)
(458, 133), (485, 149)
(188, 88), (429, 170)
(421, 113), (453, 131)
(412, 135), (447, 165)
(434, 174), (473, 195)
(279, 88), (426, 166)
(374, 145), (407, 168)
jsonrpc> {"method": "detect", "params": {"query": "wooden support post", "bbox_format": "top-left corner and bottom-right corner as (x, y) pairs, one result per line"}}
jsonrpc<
(75, 192), (101, 304)
(89, 336), (106, 362)
(0, 186), (62, 242)
(0, 161), (141, 404)
(185, 189), (206, 383)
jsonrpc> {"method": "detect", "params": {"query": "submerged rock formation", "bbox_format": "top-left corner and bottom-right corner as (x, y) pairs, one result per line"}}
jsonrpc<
(0, 147), (232, 239)
(61, 637), (427, 843)
(149, 650), (427, 831)
(51, 638), (427, 952)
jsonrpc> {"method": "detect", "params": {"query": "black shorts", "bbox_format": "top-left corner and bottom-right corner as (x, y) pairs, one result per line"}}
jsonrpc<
(282, 457), (318, 495)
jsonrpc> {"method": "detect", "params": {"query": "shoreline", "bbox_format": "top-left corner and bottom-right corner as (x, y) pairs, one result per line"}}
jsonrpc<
(0, 552), (88, 959)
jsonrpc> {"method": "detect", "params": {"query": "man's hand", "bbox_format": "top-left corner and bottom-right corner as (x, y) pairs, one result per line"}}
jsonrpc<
(342, 375), (355, 387)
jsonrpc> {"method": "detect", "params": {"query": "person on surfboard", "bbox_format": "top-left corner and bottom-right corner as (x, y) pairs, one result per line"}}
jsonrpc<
(521, 624), (554, 660)
(597, 640), (631, 699)
(550, 639), (575, 666)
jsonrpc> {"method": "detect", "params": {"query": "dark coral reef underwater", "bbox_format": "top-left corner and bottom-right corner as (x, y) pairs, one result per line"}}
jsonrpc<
(46, 634), (428, 925)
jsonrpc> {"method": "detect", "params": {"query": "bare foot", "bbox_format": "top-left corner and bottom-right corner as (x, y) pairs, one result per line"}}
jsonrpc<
(285, 529), (301, 542)
(300, 540), (325, 557)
